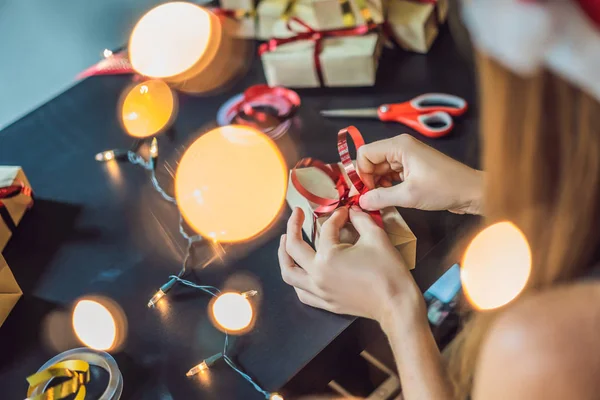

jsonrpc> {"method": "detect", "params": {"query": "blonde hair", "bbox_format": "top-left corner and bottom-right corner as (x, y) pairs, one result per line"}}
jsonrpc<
(446, 52), (600, 398)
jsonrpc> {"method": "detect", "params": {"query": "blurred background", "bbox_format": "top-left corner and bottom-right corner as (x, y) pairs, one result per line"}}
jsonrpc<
(0, 0), (205, 130)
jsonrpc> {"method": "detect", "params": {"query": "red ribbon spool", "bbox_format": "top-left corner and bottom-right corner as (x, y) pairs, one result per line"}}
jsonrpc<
(290, 126), (383, 243)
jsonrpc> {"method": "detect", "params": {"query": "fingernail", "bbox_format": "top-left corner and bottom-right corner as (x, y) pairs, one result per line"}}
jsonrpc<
(351, 205), (361, 211)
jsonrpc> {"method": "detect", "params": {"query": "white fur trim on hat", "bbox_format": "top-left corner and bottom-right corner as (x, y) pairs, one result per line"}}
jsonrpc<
(462, 0), (600, 101)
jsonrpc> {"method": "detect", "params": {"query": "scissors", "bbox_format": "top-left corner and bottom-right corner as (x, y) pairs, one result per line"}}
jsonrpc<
(320, 93), (468, 138)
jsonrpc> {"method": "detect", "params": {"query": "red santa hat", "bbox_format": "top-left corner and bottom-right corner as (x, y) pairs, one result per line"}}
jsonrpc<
(462, 0), (600, 100)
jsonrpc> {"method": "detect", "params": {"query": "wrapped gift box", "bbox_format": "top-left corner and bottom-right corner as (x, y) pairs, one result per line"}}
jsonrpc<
(0, 254), (22, 328)
(388, 0), (438, 54)
(286, 163), (417, 268)
(0, 166), (32, 252)
(218, 9), (257, 38)
(220, 0), (256, 11)
(261, 25), (383, 88)
(257, 0), (385, 39)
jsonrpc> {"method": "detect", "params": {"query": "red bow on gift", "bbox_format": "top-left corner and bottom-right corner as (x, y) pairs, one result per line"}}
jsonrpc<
(291, 126), (384, 243)
(259, 18), (379, 87)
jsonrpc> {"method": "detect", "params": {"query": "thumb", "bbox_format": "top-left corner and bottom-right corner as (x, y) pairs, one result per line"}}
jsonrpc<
(360, 184), (412, 211)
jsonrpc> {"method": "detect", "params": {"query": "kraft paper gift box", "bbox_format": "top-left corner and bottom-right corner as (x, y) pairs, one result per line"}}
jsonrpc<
(220, 0), (256, 11)
(261, 26), (383, 88)
(0, 254), (22, 327)
(286, 163), (417, 269)
(219, 10), (258, 38)
(257, 0), (386, 40)
(0, 166), (32, 252)
(387, 0), (439, 54)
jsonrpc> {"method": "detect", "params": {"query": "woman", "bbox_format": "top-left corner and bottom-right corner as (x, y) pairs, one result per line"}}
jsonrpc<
(278, 1), (600, 398)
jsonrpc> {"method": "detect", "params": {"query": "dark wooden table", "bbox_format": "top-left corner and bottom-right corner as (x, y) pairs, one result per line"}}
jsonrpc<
(0, 28), (477, 399)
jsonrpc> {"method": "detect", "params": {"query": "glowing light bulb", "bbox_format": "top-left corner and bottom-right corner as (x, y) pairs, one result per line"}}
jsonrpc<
(211, 292), (254, 333)
(270, 394), (284, 400)
(150, 138), (159, 158)
(120, 80), (175, 138)
(129, 2), (214, 79)
(147, 289), (166, 308)
(72, 300), (117, 350)
(175, 125), (287, 243)
(461, 222), (532, 310)
(96, 150), (115, 162)
(103, 49), (113, 58)
(186, 361), (208, 377)
(186, 353), (223, 377)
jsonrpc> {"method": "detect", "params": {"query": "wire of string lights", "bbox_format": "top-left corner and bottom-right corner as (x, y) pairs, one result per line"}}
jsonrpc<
(95, 138), (282, 399)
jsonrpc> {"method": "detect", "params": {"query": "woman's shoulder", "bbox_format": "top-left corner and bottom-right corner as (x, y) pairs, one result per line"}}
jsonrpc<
(472, 282), (600, 399)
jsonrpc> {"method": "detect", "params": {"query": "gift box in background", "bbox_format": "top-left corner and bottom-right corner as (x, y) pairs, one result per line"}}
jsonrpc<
(260, 20), (383, 88)
(0, 166), (33, 252)
(0, 254), (22, 328)
(257, 0), (315, 39)
(286, 163), (417, 269)
(220, 0), (256, 11)
(258, 0), (386, 39)
(216, 9), (258, 38)
(387, 0), (438, 54)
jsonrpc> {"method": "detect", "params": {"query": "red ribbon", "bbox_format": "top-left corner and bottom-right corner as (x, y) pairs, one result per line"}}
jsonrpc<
(0, 182), (32, 206)
(259, 18), (378, 87)
(291, 126), (383, 243)
(0, 181), (33, 233)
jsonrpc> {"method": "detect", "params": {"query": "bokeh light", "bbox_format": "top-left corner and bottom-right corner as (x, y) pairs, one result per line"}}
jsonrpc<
(129, 2), (213, 79)
(175, 125), (287, 243)
(211, 292), (254, 333)
(461, 222), (532, 310)
(71, 297), (127, 351)
(72, 300), (116, 350)
(119, 80), (176, 138)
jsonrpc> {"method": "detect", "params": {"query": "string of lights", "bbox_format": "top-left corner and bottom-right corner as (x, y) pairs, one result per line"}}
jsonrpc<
(96, 138), (282, 399)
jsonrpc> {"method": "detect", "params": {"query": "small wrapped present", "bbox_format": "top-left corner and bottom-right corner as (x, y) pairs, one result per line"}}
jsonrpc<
(214, 9), (257, 38)
(0, 166), (33, 252)
(0, 254), (22, 327)
(286, 126), (417, 268)
(387, 0), (439, 54)
(257, 0), (385, 39)
(260, 18), (383, 88)
(220, 0), (256, 11)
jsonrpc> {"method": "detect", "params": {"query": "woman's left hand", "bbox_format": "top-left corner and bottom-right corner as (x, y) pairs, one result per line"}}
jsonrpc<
(278, 206), (423, 323)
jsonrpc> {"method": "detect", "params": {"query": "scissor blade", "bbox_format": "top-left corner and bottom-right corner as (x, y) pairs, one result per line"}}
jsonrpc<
(320, 108), (379, 119)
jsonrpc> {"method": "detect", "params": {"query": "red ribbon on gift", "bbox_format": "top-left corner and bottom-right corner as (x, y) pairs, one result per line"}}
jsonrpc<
(0, 181), (33, 233)
(291, 126), (383, 243)
(259, 18), (378, 87)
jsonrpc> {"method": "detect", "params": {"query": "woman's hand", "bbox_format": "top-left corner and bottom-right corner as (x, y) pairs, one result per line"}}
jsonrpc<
(357, 134), (483, 215)
(278, 207), (424, 324)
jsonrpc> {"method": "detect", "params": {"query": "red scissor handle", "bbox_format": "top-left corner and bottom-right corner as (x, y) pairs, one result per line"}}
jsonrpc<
(377, 93), (467, 138)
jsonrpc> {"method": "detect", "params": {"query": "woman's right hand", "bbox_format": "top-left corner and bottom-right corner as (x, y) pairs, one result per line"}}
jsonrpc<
(358, 134), (483, 215)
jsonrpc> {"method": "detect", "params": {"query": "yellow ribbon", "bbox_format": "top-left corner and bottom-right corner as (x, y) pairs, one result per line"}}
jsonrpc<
(26, 360), (90, 400)
(281, 0), (298, 21)
(338, 0), (374, 27)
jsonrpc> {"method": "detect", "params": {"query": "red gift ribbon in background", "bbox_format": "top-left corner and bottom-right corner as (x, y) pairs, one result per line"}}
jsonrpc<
(291, 126), (383, 243)
(259, 18), (378, 87)
(0, 181), (33, 233)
